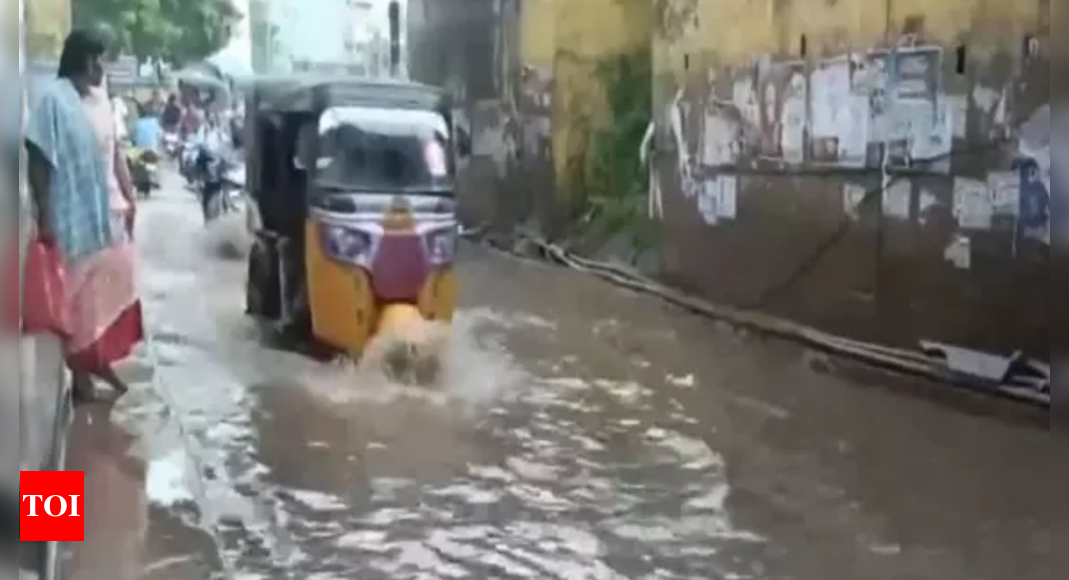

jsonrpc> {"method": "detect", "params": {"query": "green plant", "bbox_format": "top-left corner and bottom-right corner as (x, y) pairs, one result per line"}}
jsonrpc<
(568, 49), (657, 258)
(73, 0), (239, 63)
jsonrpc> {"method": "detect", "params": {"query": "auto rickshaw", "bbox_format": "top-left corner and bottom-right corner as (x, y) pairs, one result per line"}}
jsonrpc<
(243, 76), (459, 361)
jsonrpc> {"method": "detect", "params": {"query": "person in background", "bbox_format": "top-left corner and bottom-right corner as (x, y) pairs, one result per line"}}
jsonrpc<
(109, 89), (129, 143)
(161, 94), (182, 133)
(180, 102), (203, 140)
(131, 101), (161, 153)
(24, 29), (143, 401)
(192, 114), (226, 153)
(148, 89), (166, 116)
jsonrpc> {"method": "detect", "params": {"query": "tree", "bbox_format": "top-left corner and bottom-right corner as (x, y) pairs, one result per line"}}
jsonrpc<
(72, 0), (240, 64)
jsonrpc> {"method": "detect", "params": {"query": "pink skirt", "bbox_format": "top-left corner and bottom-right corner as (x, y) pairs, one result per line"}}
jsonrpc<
(64, 221), (143, 372)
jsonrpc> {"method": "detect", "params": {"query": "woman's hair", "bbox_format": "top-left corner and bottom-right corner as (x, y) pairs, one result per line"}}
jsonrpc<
(57, 28), (106, 79)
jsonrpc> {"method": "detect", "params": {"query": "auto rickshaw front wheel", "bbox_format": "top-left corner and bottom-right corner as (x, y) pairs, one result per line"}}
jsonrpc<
(369, 304), (447, 385)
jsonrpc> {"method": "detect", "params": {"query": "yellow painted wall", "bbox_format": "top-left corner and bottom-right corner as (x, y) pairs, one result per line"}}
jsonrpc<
(657, 0), (1040, 77)
(533, 0), (652, 195)
(519, 0), (556, 69)
(25, 0), (68, 59)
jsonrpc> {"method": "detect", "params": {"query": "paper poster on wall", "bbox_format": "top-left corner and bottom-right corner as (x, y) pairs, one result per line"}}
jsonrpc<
(697, 176), (737, 225)
(810, 58), (869, 166)
(944, 235), (971, 269)
(987, 171), (1020, 215)
(752, 61), (807, 162)
(1018, 157), (1050, 242)
(953, 178), (993, 230)
(843, 183), (867, 219)
(852, 46), (947, 171)
(882, 180), (911, 220)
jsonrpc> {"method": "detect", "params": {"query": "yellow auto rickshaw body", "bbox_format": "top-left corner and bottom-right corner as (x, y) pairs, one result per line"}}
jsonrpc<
(242, 76), (459, 356)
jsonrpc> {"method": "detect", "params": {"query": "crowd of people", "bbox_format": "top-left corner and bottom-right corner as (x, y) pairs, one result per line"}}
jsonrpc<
(111, 86), (221, 154)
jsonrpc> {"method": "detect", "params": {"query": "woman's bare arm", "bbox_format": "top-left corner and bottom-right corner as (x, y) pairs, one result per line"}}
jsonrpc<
(25, 143), (52, 236)
(113, 143), (135, 206)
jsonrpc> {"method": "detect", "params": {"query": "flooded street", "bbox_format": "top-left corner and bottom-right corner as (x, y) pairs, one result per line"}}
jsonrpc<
(65, 178), (1060, 580)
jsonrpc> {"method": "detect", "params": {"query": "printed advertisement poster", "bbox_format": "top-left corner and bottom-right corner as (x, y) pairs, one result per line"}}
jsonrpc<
(852, 46), (950, 171)
(1018, 158), (1049, 243)
(752, 60), (807, 162)
(1018, 104), (1055, 245)
(809, 57), (868, 166)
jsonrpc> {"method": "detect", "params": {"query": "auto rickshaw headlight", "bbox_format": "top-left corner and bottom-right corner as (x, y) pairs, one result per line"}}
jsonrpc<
(321, 224), (370, 262)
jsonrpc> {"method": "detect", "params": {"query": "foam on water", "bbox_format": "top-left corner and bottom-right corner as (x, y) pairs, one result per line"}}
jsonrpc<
(296, 309), (527, 412)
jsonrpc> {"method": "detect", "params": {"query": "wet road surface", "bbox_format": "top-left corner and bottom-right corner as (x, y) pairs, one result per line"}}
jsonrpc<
(64, 177), (1061, 579)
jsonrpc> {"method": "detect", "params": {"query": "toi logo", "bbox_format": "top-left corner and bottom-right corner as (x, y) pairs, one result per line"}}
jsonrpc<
(20, 471), (85, 542)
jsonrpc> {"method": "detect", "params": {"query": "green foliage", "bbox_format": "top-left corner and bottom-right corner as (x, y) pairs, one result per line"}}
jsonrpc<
(73, 0), (239, 63)
(569, 50), (657, 255)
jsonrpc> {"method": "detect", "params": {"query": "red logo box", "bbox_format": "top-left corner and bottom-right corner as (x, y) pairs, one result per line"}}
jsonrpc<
(20, 471), (85, 542)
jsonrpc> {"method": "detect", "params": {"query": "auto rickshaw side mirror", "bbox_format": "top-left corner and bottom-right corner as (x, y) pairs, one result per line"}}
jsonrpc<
(455, 127), (472, 158)
(294, 123), (316, 170)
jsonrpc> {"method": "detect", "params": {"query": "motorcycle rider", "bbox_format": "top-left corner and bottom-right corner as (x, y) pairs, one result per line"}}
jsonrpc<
(161, 94), (183, 134)
(192, 117), (229, 220)
(130, 102), (162, 197)
(132, 101), (162, 152)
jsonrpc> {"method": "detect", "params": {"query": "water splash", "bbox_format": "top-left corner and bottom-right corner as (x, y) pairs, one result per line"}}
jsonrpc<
(296, 309), (527, 411)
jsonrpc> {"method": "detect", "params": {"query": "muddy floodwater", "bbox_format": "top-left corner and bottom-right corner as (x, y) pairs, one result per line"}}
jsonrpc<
(60, 177), (1061, 580)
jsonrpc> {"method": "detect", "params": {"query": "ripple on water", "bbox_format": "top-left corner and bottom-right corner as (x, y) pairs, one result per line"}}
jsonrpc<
(135, 298), (765, 578)
(290, 309), (767, 578)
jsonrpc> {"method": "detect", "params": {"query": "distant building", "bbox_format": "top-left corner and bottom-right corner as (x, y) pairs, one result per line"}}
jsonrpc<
(247, 0), (399, 77)
(258, 0), (357, 72)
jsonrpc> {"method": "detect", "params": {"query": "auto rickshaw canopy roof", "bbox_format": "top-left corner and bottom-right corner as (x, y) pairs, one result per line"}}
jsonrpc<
(243, 75), (449, 115)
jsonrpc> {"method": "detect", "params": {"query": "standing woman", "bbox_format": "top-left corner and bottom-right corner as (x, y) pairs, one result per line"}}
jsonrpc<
(24, 29), (143, 402)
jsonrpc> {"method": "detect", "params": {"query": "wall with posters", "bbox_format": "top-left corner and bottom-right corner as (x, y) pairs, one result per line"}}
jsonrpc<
(653, 0), (1050, 360)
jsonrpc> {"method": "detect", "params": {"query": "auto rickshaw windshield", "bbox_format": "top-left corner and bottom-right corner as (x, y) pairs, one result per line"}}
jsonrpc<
(314, 106), (452, 195)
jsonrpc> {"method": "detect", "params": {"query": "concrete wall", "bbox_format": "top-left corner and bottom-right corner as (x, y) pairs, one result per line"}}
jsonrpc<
(652, 0), (1050, 358)
(412, 0), (1051, 362)
(551, 0), (650, 192)
(409, 0), (652, 238)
